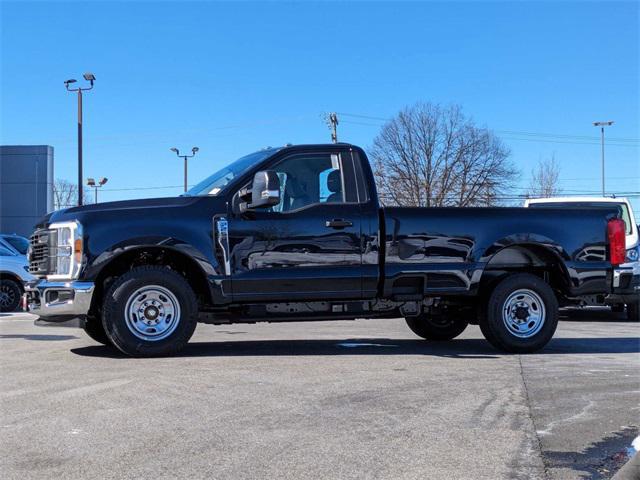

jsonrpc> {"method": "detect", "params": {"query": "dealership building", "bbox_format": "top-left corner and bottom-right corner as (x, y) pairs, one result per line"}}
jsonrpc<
(0, 145), (54, 238)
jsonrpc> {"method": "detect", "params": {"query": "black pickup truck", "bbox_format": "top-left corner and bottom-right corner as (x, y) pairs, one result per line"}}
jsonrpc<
(24, 144), (636, 357)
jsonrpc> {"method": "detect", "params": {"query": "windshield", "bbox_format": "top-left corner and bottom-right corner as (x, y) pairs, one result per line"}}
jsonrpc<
(3, 235), (29, 255)
(185, 149), (279, 196)
(529, 201), (633, 235)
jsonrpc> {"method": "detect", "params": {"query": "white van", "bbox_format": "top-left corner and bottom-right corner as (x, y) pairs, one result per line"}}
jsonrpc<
(524, 197), (639, 320)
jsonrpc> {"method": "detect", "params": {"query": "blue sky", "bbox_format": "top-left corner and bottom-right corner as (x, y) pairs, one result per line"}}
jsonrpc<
(1, 1), (638, 208)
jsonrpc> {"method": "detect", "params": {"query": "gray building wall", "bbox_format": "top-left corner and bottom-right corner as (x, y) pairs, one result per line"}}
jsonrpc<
(0, 145), (54, 237)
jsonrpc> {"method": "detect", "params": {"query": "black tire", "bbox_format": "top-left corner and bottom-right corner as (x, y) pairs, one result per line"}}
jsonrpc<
(102, 266), (198, 357)
(627, 304), (639, 322)
(611, 304), (625, 313)
(82, 315), (112, 346)
(0, 278), (22, 313)
(405, 313), (469, 341)
(479, 273), (558, 353)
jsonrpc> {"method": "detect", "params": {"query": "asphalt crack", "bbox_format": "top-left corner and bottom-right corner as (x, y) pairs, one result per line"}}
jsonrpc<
(518, 354), (550, 480)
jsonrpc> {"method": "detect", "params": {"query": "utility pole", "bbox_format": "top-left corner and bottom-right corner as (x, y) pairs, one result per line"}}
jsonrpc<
(324, 112), (339, 143)
(593, 121), (614, 196)
(65, 73), (96, 206)
(170, 147), (199, 192)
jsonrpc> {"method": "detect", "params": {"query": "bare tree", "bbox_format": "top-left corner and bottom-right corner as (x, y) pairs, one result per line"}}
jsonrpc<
(53, 179), (92, 210)
(526, 155), (561, 198)
(371, 102), (518, 207)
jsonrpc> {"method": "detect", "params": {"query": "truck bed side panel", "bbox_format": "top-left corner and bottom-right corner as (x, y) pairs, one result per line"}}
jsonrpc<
(382, 206), (617, 297)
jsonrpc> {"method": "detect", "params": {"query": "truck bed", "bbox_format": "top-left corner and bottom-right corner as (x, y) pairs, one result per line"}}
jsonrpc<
(380, 206), (618, 297)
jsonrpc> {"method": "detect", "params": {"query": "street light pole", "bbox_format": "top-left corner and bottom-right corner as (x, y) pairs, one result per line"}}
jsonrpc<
(78, 89), (83, 205)
(170, 147), (199, 192)
(593, 121), (614, 196)
(86, 177), (108, 203)
(65, 73), (96, 206)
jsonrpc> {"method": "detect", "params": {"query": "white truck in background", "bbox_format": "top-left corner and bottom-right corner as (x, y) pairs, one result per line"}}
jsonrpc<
(525, 197), (639, 321)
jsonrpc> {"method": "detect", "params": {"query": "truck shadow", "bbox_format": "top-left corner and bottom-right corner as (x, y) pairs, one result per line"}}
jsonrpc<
(70, 336), (640, 359)
(560, 308), (634, 323)
(0, 334), (79, 341)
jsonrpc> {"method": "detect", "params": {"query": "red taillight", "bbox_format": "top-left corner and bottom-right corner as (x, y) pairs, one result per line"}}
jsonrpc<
(608, 218), (626, 266)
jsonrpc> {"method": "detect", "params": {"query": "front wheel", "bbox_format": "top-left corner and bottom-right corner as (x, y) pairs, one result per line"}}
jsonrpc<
(405, 313), (469, 341)
(0, 278), (22, 312)
(83, 315), (112, 346)
(627, 304), (639, 322)
(102, 266), (198, 357)
(479, 273), (558, 353)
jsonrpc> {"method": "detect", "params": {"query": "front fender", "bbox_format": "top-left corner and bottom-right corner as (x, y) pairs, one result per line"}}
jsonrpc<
(82, 235), (219, 281)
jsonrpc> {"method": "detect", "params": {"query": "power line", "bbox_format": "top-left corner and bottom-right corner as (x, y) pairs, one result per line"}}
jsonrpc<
(337, 112), (640, 145)
(94, 183), (639, 197)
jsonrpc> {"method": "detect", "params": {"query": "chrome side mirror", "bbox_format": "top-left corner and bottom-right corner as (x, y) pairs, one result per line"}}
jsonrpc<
(240, 170), (281, 212)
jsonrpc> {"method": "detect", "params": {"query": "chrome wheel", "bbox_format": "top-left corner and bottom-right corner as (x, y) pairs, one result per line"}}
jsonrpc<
(124, 285), (181, 341)
(502, 288), (546, 338)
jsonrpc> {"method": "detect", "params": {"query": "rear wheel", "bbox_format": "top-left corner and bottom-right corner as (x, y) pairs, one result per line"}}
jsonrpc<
(0, 279), (22, 313)
(479, 273), (558, 353)
(405, 312), (469, 341)
(627, 304), (639, 322)
(102, 266), (198, 357)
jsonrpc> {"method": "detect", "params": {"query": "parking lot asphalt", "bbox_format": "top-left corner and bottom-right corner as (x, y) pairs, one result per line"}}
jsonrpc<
(0, 310), (638, 480)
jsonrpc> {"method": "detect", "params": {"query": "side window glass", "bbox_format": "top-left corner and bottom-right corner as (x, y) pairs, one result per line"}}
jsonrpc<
(269, 153), (346, 212)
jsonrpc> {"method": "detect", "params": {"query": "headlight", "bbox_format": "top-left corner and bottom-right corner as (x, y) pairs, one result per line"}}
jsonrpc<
(47, 221), (83, 280)
(626, 246), (639, 263)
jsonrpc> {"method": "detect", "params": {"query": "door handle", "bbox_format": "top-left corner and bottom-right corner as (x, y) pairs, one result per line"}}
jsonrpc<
(326, 219), (353, 229)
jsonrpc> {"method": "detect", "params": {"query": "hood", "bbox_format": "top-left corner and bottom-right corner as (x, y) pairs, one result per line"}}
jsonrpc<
(60, 196), (199, 215)
(40, 196), (214, 228)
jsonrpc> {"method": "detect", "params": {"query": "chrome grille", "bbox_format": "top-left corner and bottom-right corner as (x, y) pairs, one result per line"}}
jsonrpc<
(29, 229), (55, 276)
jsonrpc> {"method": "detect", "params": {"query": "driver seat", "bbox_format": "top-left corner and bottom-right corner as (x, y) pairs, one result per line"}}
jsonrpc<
(325, 169), (343, 203)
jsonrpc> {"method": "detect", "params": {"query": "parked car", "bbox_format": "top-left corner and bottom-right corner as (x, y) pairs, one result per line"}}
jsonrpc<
(0, 233), (29, 256)
(23, 144), (636, 356)
(525, 197), (639, 321)
(0, 244), (35, 312)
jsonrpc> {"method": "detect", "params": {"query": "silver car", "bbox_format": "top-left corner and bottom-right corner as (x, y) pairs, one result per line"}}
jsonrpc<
(0, 244), (35, 312)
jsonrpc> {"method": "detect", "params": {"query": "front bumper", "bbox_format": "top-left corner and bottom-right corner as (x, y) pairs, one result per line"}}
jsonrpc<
(23, 280), (94, 322)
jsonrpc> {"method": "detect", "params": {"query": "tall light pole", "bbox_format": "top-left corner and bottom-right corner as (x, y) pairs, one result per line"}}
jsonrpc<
(87, 177), (108, 203)
(65, 72), (96, 206)
(593, 121), (614, 196)
(170, 147), (199, 192)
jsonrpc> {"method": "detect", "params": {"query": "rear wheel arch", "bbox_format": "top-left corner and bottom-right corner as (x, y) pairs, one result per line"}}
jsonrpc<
(479, 243), (571, 298)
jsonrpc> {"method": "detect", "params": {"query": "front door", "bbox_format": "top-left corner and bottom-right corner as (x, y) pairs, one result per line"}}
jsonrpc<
(227, 150), (363, 302)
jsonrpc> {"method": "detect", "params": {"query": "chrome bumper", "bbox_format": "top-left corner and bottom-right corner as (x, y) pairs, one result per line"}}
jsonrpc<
(23, 280), (94, 321)
(610, 267), (640, 305)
